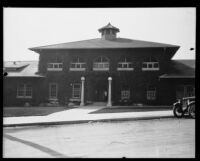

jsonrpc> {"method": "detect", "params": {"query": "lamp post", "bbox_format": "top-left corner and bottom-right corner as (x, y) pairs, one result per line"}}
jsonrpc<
(107, 77), (112, 107)
(80, 76), (85, 106)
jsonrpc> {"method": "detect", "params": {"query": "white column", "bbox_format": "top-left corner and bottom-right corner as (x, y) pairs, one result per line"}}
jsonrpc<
(107, 77), (112, 107)
(80, 76), (85, 106)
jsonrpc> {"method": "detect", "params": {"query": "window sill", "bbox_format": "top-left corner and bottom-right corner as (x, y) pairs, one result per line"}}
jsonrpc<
(16, 96), (32, 99)
(69, 68), (86, 71)
(142, 68), (159, 71)
(117, 68), (134, 71)
(93, 68), (109, 71)
(47, 68), (63, 71)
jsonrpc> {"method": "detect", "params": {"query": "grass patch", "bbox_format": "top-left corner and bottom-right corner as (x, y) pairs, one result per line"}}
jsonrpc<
(90, 106), (172, 114)
(3, 106), (77, 117)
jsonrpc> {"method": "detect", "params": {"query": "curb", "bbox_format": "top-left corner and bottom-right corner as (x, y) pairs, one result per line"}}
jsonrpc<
(3, 115), (174, 127)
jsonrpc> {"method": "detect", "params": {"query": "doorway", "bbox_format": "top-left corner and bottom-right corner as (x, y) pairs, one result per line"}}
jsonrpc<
(94, 81), (107, 102)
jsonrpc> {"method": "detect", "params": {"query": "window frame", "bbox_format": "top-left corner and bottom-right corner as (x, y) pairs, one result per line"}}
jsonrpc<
(49, 83), (58, 100)
(47, 63), (63, 71)
(176, 85), (195, 99)
(72, 83), (81, 99)
(17, 84), (32, 98)
(142, 57), (159, 71)
(70, 57), (86, 71)
(93, 56), (109, 71)
(146, 86), (156, 100)
(121, 89), (131, 100)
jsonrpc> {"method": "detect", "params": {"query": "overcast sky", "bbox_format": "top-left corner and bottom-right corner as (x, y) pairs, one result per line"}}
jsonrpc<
(3, 8), (196, 61)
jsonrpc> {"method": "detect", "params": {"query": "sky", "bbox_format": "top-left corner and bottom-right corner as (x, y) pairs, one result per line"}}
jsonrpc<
(3, 8), (196, 61)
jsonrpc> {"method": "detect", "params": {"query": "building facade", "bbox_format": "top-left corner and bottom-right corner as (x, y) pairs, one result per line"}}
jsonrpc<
(3, 23), (195, 107)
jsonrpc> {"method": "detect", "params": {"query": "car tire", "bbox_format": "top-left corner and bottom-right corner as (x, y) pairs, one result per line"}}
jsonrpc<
(189, 103), (195, 119)
(173, 105), (184, 118)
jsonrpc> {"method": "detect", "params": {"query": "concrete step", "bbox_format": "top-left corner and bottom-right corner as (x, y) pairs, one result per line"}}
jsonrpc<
(90, 102), (107, 106)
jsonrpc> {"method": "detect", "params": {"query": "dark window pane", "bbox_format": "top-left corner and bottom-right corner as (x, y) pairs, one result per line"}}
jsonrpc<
(154, 63), (159, 68)
(148, 64), (153, 68)
(142, 63), (147, 68)
(54, 64), (58, 68)
(59, 64), (63, 68)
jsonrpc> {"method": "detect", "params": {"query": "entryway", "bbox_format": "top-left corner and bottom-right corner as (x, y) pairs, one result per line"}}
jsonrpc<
(94, 81), (108, 102)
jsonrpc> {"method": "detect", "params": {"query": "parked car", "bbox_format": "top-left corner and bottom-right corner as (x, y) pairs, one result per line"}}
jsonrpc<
(173, 96), (195, 119)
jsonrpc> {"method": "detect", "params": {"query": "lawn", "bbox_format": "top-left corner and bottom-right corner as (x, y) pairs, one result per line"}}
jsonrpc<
(3, 106), (77, 117)
(90, 106), (172, 114)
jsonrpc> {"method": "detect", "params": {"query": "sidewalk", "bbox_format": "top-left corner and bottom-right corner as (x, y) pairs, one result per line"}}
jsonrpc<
(3, 106), (174, 127)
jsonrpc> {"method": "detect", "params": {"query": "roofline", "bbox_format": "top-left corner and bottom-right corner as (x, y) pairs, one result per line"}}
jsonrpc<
(5, 76), (46, 78)
(29, 38), (180, 52)
(159, 76), (195, 79)
(30, 46), (180, 52)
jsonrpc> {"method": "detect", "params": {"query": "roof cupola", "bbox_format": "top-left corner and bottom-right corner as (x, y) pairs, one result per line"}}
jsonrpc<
(98, 23), (120, 40)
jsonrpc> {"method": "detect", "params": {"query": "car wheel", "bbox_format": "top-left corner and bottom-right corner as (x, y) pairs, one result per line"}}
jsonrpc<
(173, 105), (183, 118)
(189, 103), (195, 119)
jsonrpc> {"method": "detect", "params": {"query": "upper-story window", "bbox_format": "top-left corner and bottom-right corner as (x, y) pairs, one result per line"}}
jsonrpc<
(70, 57), (86, 71)
(93, 56), (109, 71)
(142, 57), (159, 71)
(47, 63), (63, 71)
(117, 57), (134, 71)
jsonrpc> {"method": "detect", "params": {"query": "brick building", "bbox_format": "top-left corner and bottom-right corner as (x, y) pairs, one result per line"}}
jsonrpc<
(3, 23), (195, 107)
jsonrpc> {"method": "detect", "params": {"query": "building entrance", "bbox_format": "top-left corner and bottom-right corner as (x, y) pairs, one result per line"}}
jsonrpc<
(94, 81), (108, 102)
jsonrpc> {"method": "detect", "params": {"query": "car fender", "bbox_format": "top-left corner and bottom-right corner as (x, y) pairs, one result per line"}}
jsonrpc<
(188, 101), (195, 106)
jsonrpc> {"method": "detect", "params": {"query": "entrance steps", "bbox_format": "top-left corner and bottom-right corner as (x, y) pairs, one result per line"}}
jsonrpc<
(89, 102), (107, 106)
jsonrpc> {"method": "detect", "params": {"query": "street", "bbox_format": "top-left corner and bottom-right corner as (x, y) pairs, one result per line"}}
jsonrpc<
(3, 118), (195, 158)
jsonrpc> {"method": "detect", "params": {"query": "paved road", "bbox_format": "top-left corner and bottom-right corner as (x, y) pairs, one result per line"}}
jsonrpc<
(3, 118), (195, 158)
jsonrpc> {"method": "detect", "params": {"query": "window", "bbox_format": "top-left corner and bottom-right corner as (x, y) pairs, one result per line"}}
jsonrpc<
(72, 83), (81, 98)
(142, 57), (159, 71)
(117, 57), (134, 71)
(17, 84), (32, 98)
(147, 86), (156, 100)
(70, 57), (86, 71)
(176, 85), (195, 99)
(47, 63), (63, 71)
(49, 83), (58, 99)
(93, 56), (109, 71)
(121, 90), (130, 99)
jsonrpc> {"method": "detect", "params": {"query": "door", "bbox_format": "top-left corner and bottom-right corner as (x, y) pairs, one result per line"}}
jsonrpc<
(94, 81), (107, 102)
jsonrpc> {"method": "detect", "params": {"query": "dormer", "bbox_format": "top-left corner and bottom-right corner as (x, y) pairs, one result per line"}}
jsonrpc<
(98, 23), (120, 40)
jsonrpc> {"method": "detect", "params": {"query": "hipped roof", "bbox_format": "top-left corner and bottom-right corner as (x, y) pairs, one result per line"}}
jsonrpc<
(159, 59), (195, 79)
(29, 38), (179, 51)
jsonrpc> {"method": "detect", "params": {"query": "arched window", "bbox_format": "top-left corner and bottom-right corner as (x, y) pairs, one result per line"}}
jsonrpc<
(93, 56), (109, 71)
(70, 57), (86, 71)
(142, 57), (159, 71)
(146, 85), (156, 100)
(47, 56), (63, 71)
(117, 56), (134, 71)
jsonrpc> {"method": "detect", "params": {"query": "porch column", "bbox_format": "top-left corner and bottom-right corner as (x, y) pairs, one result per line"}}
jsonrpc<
(107, 77), (112, 107)
(80, 76), (85, 106)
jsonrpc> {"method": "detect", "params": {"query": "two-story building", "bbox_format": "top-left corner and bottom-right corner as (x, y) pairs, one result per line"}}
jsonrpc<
(3, 23), (195, 107)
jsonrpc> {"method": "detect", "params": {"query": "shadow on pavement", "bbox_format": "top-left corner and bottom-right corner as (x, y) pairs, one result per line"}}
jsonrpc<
(4, 134), (67, 158)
